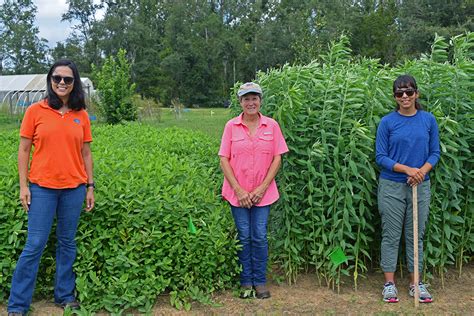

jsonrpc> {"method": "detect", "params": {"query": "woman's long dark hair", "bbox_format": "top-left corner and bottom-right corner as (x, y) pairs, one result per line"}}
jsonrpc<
(393, 74), (422, 110)
(46, 59), (86, 111)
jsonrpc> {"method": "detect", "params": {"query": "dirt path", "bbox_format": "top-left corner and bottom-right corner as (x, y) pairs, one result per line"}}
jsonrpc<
(1, 263), (473, 315)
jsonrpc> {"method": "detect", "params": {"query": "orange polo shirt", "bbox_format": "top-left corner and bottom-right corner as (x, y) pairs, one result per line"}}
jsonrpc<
(20, 99), (92, 189)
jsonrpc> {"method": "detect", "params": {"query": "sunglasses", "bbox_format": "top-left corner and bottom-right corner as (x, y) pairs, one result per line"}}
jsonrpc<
(394, 89), (416, 98)
(51, 75), (74, 85)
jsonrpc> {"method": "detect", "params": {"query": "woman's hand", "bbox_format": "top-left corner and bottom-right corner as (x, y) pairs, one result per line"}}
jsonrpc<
(405, 167), (425, 186)
(220, 156), (253, 208)
(19, 186), (31, 211)
(250, 185), (268, 205)
(236, 188), (252, 209)
(85, 188), (95, 211)
(394, 163), (431, 187)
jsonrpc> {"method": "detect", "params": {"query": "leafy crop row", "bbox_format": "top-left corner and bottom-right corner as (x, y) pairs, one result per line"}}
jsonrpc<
(0, 125), (239, 312)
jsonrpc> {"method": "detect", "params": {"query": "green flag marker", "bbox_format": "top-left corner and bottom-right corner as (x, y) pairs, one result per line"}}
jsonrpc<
(188, 216), (197, 234)
(329, 246), (347, 266)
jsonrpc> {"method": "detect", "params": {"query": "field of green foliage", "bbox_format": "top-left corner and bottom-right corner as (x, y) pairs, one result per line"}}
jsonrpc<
(0, 33), (472, 313)
(0, 124), (239, 313)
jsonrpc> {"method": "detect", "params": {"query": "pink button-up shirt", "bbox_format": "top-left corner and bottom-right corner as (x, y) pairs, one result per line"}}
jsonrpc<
(218, 113), (289, 207)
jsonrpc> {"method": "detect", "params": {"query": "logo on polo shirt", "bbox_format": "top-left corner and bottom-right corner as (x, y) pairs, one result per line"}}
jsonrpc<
(73, 119), (81, 124)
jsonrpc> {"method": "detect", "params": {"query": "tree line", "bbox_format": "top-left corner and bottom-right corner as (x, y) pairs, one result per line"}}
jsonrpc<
(1, 0), (472, 106)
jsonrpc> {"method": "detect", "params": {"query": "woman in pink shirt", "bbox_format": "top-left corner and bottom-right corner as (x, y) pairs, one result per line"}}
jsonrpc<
(219, 82), (288, 299)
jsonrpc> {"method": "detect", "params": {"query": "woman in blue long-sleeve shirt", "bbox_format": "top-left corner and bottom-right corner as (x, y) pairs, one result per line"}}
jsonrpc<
(375, 74), (440, 304)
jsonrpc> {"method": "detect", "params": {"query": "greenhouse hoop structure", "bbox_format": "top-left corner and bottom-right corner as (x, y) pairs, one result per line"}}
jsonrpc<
(0, 74), (94, 115)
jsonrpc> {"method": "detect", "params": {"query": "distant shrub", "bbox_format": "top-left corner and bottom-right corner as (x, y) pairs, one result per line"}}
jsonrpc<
(93, 49), (137, 124)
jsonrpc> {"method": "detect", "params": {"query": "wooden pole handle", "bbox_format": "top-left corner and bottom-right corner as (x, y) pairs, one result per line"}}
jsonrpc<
(413, 184), (419, 308)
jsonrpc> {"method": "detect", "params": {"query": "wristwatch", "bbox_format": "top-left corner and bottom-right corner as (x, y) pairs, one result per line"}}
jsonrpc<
(86, 182), (95, 189)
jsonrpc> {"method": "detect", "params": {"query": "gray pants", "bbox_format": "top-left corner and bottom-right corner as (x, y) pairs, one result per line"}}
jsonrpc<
(378, 178), (431, 273)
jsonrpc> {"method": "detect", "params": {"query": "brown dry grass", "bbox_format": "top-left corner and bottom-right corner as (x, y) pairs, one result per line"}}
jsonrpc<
(1, 263), (472, 315)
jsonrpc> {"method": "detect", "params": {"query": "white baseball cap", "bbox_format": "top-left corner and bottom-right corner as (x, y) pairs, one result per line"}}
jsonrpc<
(237, 82), (263, 97)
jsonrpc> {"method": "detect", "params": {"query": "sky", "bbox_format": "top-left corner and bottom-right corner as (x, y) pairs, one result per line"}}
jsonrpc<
(0, 0), (101, 47)
(33, 0), (73, 47)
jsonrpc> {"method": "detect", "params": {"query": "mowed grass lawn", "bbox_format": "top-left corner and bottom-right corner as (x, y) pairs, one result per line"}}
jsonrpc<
(146, 107), (233, 140)
(0, 110), (22, 132)
(0, 108), (233, 140)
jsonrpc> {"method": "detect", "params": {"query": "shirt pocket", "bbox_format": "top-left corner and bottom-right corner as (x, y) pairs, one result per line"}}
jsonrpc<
(258, 133), (274, 168)
(231, 135), (246, 157)
(258, 133), (274, 153)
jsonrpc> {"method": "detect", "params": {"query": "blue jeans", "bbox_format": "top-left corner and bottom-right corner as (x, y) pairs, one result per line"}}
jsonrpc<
(231, 205), (270, 286)
(8, 184), (86, 314)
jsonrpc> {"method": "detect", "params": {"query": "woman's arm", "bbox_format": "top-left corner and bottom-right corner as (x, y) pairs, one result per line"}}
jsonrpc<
(18, 137), (33, 211)
(393, 163), (426, 185)
(250, 155), (282, 205)
(375, 119), (397, 171)
(220, 156), (252, 208)
(82, 142), (95, 211)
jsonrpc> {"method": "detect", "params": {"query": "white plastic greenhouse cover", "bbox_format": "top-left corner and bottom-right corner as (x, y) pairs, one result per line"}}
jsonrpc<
(0, 74), (94, 92)
(0, 74), (95, 114)
(0, 74), (45, 91)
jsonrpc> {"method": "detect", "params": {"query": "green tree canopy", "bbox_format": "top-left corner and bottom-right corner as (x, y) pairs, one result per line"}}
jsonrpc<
(0, 0), (48, 74)
(4, 0), (473, 105)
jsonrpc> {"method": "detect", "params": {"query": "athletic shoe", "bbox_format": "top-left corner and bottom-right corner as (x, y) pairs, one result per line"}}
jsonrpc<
(382, 282), (399, 303)
(409, 282), (433, 303)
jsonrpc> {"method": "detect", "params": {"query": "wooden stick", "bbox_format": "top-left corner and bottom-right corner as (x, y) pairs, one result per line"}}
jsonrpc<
(413, 184), (419, 308)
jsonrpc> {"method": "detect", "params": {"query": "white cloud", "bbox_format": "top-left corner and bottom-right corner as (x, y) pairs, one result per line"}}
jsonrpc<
(35, 0), (68, 19)
(1, 0), (103, 47)
(34, 0), (71, 47)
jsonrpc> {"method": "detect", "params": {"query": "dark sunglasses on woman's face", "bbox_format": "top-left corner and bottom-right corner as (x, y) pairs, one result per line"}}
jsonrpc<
(51, 75), (74, 85)
(394, 88), (416, 98)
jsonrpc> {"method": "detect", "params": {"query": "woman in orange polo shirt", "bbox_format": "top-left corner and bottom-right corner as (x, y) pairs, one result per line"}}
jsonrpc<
(8, 60), (94, 315)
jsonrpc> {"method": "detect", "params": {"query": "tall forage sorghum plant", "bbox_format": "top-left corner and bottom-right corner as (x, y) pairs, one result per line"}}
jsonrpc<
(255, 36), (380, 290)
(409, 32), (474, 286)
(237, 32), (473, 289)
(450, 32), (474, 278)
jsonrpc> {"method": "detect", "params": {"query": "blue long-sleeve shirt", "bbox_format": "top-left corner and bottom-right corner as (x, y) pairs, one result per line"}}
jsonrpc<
(375, 110), (440, 183)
